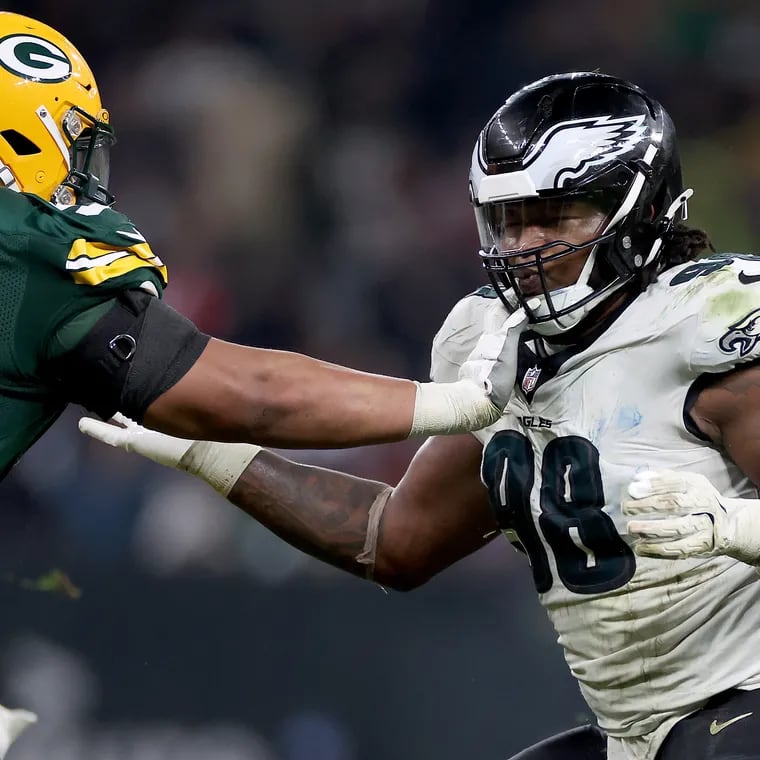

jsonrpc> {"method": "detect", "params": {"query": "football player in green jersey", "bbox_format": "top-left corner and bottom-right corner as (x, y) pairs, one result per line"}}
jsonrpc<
(0, 11), (529, 481)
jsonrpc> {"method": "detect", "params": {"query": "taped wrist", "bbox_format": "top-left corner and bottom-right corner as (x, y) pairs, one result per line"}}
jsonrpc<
(178, 440), (263, 496)
(408, 379), (500, 438)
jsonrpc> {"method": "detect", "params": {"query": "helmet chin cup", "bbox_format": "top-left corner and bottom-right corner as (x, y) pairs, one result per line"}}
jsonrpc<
(528, 280), (628, 336)
(529, 284), (594, 335)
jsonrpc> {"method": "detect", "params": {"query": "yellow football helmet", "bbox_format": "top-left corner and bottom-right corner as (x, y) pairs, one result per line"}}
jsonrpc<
(0, 12), (115, 205)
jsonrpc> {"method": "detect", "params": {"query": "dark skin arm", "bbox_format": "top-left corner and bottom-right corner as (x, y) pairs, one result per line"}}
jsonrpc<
(228, 432), (497, 590)
(690, 363), (760, 484)
(219, 363), (760, 589)
(143, 338), (419, 448)
(224, 362), (757, 588)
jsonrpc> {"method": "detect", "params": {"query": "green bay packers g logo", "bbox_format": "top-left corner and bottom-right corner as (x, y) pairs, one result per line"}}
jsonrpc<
(0, 34), (71, 82)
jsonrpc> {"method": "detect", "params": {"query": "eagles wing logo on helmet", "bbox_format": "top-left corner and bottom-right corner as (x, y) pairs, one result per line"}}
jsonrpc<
(523, 114), (647, 189)
(719, 308), (760, 358)
(0, 34), (71, 82)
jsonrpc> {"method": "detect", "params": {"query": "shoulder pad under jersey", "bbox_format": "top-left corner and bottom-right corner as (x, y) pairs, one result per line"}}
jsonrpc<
(430, 285), (499, 382)
(665, 253), (760, 372)
(0, 190), (168, 292)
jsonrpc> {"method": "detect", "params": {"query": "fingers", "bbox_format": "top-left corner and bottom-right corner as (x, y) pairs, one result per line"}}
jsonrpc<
(111, 412), (137, 428)
(633, 537), (711, 559)
(632, 530), (715, 559)
(483, 298), (540, 334)
(78, 417), (129, 448)
(627, 514), (715, 559)
(627, 469), (694, 499)
(627, 513), (714, 540)
(503, 298), (541, 330)
(628, 469), (715, 499)
(471, 332), (508, 362)
(623, 469), (720, 520)
(502, 306), (528, 331)
(0, 704), (37, 757)
(622, 494), (684, 516)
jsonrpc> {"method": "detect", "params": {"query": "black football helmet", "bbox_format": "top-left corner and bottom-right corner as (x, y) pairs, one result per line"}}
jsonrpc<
(470, 72), (692, 335)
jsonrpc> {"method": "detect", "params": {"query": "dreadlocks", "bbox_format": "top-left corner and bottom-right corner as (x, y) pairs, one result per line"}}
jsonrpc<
(660, 224), (715, 270)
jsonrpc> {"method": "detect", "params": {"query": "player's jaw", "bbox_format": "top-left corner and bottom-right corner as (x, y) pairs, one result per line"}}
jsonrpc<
(513, 245), (591, 297)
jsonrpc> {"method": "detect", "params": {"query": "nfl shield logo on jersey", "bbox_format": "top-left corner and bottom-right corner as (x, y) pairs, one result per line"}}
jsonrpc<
(522, 365), (542, 393)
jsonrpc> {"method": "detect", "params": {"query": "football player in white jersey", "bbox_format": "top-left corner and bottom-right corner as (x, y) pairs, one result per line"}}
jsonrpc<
(80, 73), (760, 760)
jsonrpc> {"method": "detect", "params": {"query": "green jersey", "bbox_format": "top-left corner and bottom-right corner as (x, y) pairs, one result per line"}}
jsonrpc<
(0, 188), (168, 478)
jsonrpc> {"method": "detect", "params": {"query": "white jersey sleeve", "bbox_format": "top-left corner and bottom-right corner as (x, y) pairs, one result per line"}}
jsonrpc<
(680, 254), (760, 373)
(430, 287), (497, 383)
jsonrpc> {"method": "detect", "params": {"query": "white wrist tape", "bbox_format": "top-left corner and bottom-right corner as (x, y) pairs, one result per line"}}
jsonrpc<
(178, 441), (263, 496)
(408, 379), (500, 438)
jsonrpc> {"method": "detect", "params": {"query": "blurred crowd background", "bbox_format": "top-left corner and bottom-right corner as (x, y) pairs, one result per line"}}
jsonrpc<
(1, 0), (760, 758)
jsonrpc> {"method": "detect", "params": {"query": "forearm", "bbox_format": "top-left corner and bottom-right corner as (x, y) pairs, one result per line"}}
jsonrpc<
(79, 420), (493, 588)
(248, 356), (499, 446)
(236, 352), (419, 447)
(228, 449), (392, 579)
(145, 340), (500, 447)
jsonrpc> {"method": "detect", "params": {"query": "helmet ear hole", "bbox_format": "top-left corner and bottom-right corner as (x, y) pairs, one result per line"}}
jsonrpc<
(0, 130), (41, 156)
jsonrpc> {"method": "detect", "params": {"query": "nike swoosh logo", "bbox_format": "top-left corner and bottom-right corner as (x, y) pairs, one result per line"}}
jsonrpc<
(738, 271), (760, 285)
(709, 712), (753, 735)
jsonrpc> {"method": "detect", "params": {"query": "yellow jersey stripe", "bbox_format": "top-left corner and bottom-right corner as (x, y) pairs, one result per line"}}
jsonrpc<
(66, 238), (168, 286)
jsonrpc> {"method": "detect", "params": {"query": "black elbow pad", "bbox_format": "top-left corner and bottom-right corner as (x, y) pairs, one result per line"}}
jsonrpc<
(47, 290), (210, 422)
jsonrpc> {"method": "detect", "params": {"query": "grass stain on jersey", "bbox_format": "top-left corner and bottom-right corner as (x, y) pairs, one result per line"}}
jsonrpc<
(706, 288), (757, 324)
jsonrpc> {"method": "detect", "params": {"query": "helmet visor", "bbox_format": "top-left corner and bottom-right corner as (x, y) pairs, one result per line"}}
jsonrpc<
(72, 129), (114, 190)
(60, 106), (116, 204)
(476, 193), (615, 299)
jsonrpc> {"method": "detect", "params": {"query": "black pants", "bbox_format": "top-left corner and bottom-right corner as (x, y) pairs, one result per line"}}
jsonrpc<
(506, 688), (760, 760)
(506, 725), (605, 759)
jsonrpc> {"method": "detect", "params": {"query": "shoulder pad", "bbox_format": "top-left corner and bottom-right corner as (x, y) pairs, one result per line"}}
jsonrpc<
(27, 196), (168, 291)
(667, 254), (760, 372)
(430, 289), (496, 382)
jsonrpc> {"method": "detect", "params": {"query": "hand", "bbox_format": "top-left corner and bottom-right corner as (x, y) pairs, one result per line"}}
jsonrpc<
(79, 413), (194, 468)
(0, 704), (36, 759)
(79, 414), (261, 496)
(458, 298), (537, 411)
(623, 469), (760, 564)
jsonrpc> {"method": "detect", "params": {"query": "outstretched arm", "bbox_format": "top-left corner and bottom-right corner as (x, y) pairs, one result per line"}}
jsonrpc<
(144, 338), (425, 447)
(55, 288), (528, 449)
(141, 300), (530, 448)
(229, 433), (496, 588)
(80, 416), (496, 590)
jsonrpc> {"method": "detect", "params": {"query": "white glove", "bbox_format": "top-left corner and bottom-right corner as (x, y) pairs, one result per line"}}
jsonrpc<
(409, 299), (536, 437)
(459, 298), (537, 410)
(0, 704), (36, 758)
(623, 469), (760, 564)
(79, 414), (261, 496)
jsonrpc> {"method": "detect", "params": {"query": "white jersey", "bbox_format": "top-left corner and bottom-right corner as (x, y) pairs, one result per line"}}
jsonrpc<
(431, 254), (760, 760)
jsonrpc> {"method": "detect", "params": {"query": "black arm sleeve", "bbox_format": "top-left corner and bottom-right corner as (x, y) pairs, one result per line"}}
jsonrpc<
(45, 290), (210, 422)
